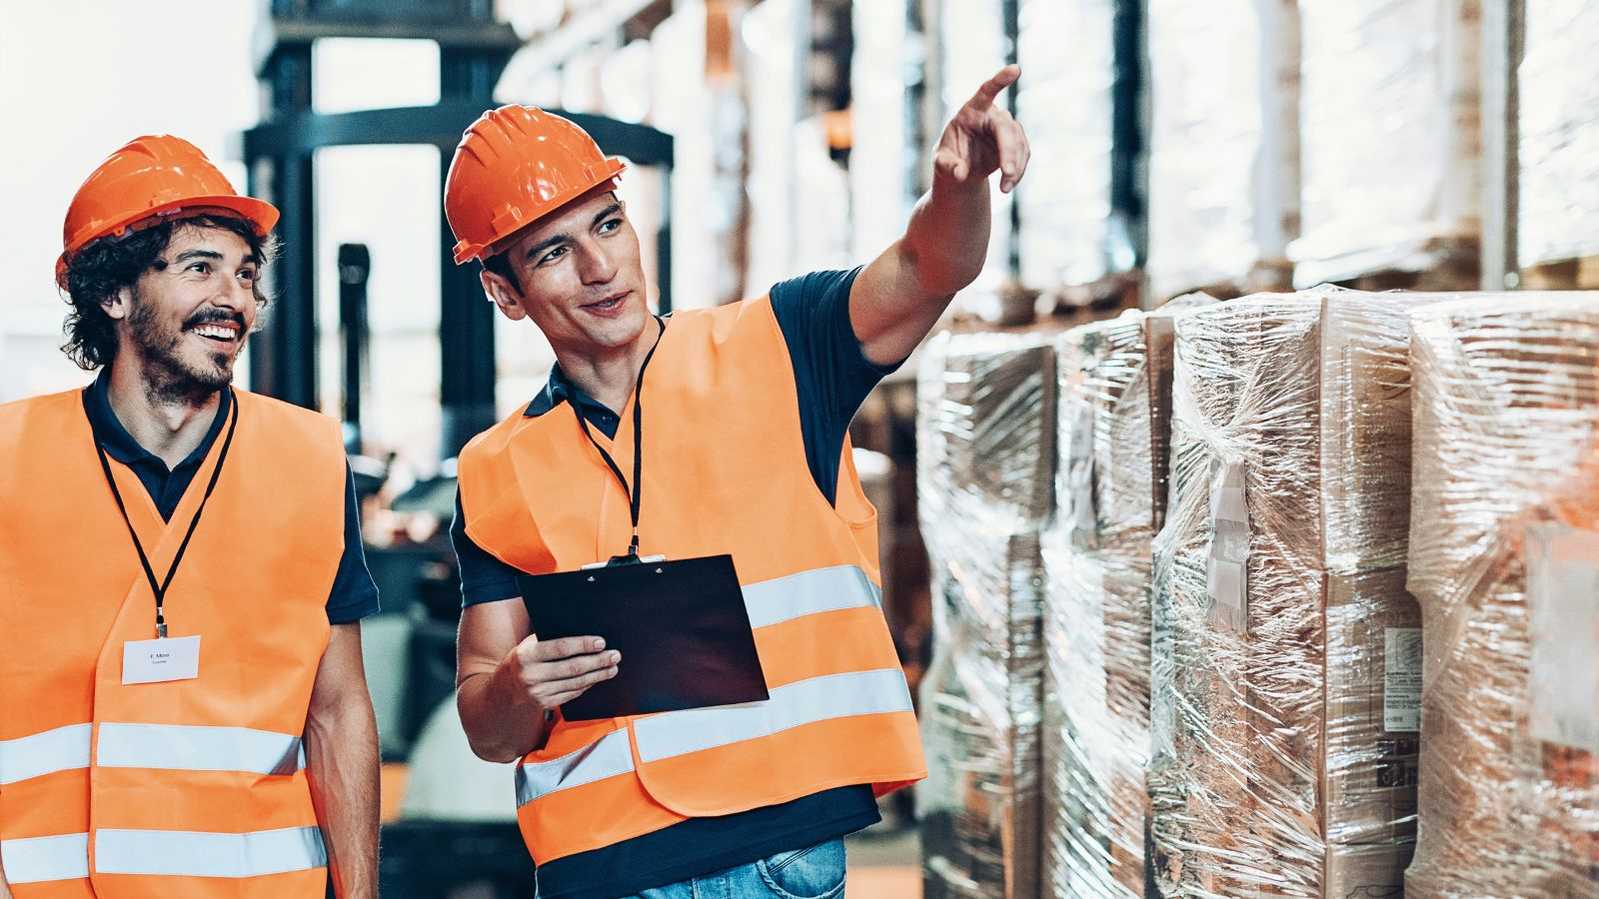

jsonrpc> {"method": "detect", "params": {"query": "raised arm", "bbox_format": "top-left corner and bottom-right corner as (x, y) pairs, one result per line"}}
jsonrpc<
(849, 64), (1032, 366)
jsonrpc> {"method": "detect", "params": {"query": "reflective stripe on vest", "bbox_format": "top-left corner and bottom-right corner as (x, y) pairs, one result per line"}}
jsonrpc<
(98, 723), (304, 775)
(97, 826), (327, 877)
(0, 833), (89, 884)
(515, 728), (633, 806)
(741, 564), (881, 628)
(517, 666), (913, 807)
(0, 828), (326, 883)
(0, 723), (304, 784)
(0, 723), (91, 785)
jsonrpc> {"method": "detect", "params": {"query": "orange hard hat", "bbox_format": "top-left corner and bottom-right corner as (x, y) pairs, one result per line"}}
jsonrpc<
(57, 135), (279, 288)
(444, 105), (626, 265)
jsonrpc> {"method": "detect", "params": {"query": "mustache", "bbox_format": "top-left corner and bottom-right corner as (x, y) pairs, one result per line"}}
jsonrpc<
(183, 308), (247, 331)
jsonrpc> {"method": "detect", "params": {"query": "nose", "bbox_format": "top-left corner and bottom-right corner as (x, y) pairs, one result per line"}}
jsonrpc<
(573, 237), (618, 286)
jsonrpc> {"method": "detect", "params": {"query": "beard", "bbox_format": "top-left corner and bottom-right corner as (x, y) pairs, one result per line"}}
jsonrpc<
(125, 291), (242, 406)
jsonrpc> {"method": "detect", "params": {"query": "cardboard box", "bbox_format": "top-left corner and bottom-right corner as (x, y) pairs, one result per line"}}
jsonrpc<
(1150, 289), (1430, 896)
(918, 331), (1056, 899)
(1404, 293), (1599, 897)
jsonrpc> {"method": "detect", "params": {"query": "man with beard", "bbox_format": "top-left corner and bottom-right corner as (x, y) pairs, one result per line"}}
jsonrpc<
(0, 135), (380, 899)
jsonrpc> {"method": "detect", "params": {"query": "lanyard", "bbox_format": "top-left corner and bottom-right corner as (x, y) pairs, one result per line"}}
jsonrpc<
(574, 318), (666, 562)
(94, 390), (240, 638)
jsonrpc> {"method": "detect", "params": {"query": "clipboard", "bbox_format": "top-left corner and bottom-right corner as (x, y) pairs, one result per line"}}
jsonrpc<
(517, 553), (769, 722)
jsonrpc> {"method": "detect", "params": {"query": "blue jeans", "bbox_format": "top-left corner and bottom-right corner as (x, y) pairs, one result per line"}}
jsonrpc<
(619, 838), (847, 899)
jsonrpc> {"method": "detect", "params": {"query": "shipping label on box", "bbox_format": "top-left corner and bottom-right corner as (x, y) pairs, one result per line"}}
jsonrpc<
(1384, 627), (1423, 733)
(1207, 458), (1250, 632)
(1064, 398), (1098, 542)
(1527, 525), (1599, 755)
(1325, 569), (1421, 855)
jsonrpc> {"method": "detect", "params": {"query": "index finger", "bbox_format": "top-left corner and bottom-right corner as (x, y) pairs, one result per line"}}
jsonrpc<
(966, 64), (1021, 111)
(530, 634), (607, 661)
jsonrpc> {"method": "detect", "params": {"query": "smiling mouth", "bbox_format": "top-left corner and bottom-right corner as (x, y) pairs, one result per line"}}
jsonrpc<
(583, 291), (630, 313)
(188, 323), (241, 344)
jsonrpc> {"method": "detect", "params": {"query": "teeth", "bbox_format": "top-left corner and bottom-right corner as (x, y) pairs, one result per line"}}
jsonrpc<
(193, 324), (235, 339)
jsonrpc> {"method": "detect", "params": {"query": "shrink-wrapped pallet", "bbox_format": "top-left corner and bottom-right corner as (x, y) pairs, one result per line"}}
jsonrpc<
(1146, 0), (1300, 301)
(1293, 0), (1481, 287)
(1041, 296), (1218, 898)
(1518, 0), (1599, 268)
(1149, 289), (1429, 896)
(918, 331), (1055, 898)
(1404, 293), (1599, 897)
(1043, 312), (1153, 898)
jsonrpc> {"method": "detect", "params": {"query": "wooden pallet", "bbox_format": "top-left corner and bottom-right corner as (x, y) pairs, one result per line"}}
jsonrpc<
(1152, 258), (1296, 307)
(1335, 244), (1481, 293)
(1520, 255), (1599, 290)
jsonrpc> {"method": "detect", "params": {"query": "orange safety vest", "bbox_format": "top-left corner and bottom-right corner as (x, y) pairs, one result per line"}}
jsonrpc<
(458, 297), (927, 864)
(0, 388), (346, 898)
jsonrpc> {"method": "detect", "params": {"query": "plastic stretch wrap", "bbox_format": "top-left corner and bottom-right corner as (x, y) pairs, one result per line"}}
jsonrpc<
(1042, 312), (1153, 898)
(1293, 0), (1481, 286)
(918, 331), (1055, 898)
(1149, 289), (1428, 896)
(1015, 0), (1117, 290)
(1518, 0), (1599, 267)
(1404, 293), (1599, 897)
(1146, 0), (1299, 300)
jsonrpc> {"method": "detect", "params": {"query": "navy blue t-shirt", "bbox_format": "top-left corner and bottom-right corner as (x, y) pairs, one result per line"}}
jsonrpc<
(83, 371), (381, 624)
(450, 268), (900, 898)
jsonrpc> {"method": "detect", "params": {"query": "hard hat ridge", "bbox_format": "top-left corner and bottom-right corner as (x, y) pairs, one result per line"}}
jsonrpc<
(57, 135), (278, 289)
(444, 105), (627, 265)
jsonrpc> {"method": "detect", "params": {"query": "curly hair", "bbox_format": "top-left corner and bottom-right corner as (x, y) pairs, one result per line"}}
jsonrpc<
(60, 214), (279, 371)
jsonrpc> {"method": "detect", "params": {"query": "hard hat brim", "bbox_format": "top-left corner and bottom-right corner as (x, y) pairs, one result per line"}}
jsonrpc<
(57, 194), (280, 287)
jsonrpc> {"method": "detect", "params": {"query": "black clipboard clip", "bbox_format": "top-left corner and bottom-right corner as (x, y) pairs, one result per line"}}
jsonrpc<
(583, 552), (669, 570)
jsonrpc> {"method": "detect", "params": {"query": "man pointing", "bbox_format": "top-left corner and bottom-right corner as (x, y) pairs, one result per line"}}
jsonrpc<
(449, 67), (1030, 898)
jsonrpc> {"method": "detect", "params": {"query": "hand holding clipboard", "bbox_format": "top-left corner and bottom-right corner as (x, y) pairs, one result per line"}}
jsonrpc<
(517, 554), (769, 722)
(497, 632), (622, 716)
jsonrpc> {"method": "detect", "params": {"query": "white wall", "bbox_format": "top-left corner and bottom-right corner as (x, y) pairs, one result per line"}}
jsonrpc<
(0, 1), (259, 402)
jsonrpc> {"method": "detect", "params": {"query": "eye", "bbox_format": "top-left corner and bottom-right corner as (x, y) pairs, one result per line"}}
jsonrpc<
(598, 218), (622, 235)
(187, 261), (212, 275)
(538, 245), (569, 267)
(238, 268), (258, 284)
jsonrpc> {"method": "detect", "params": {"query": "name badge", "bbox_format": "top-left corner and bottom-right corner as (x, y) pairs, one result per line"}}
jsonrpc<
(123, 635), (202, 685)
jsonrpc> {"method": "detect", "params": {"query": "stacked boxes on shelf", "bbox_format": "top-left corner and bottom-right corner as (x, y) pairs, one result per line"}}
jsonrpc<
(1518, 0), (1599, 276)
(1014, 0), (1119, 295)
(1292, 0), (1481, 288)
(1145, 0), (1300, 302)
(1403, 294), (1599, 897)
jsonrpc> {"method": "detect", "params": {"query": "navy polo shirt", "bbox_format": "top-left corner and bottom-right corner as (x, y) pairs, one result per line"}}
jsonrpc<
(83, 371), (381, 625)
(451, 268), (901, 898)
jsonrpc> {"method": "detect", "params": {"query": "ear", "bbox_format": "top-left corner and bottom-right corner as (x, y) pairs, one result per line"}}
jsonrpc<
(480, 269), (529, 322)
(102, 286), (133, 322)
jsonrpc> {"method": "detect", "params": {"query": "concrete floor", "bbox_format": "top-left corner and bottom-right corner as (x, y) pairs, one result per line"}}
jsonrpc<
(846, 818), (920, 898)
